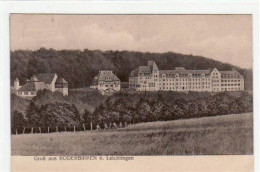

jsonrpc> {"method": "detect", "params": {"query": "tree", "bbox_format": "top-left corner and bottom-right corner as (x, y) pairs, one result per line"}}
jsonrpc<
(26, 57), (39, 78)
(173, 99), (188, 119)
(236, 92), (253, 112)
(26, 101), (40, 127)
(71, 104), (81, 123)
(83, 109), (92, 123)
(11, 110), (27, 132)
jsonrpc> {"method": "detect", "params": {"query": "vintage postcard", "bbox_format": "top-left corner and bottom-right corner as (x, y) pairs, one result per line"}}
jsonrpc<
(2, 3), (257, 171)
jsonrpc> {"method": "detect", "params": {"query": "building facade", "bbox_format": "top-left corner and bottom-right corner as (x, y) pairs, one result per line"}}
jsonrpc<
(129, 61), (244, 92)
(14, 73), (69, 98)
(90, 70), (121, 95)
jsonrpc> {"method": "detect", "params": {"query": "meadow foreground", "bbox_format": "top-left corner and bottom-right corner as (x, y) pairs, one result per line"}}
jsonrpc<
(11, 112), (253, 156)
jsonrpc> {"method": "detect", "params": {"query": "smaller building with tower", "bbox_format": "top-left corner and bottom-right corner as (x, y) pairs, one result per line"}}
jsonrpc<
(14, 73), (68, 98)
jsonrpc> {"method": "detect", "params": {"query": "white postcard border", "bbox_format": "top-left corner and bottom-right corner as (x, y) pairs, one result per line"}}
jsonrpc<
(0, 1), (259, 171)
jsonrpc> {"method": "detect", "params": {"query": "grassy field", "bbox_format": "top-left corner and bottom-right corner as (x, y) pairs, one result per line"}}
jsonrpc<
(11, 112), (253, 156)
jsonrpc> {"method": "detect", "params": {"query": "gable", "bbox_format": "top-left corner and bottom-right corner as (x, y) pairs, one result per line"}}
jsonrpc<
(210, 68), (220, 75)
(95, 71), (120, 81)
(35, 73), (56, 84)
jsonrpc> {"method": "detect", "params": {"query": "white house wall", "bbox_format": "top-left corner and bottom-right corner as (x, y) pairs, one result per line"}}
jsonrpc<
(51, 74), (58, 92)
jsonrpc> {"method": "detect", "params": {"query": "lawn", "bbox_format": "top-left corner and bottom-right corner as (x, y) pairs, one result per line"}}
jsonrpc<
(11, 112), (253, 156)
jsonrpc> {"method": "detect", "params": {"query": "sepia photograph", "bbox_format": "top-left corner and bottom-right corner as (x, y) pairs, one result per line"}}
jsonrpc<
(10, 14), (253, 157)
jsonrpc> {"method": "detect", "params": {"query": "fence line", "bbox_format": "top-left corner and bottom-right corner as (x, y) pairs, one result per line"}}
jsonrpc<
(13, 122), (129, 135)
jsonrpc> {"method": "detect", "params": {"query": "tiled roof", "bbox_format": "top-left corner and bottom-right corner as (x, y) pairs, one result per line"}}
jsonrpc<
(220, 70), (243, 78)
(220, 70), (242, 76)
(187, 70), (211, 74)
(160, 69), (211, 75)
(93, 71), (120, 82)
(138, 66), (151, 74)
(130, 68), (139, 76)
(56, 77), (68, 84)
(147, 61), (155, 72)
(130, 61), (161, 77)
(129, 61), (243, 79)
(35, 73), (56, 84)
(18, 81), (48, 91)
(130, 66), (151, 77)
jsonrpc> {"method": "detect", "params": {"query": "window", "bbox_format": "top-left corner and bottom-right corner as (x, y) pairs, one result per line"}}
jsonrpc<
(24, 91), (28, 95)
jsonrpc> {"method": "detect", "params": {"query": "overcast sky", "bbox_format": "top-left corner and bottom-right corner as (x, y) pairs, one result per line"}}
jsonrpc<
(10, 14), (252, 68)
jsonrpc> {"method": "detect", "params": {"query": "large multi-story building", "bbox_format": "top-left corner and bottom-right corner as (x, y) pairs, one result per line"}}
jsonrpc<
(14, 73), (69, 98)
(90, 70), (121, 95)
(129, 61), (244, 92)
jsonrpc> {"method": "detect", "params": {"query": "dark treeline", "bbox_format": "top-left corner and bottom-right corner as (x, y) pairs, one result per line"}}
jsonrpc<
(11, 48), (253, 90)
(11, 91), (253, 134)
(90, 91), (253, 126)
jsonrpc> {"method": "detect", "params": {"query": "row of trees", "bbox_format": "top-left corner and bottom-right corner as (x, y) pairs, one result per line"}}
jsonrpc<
(11, 102), (82, 133)
(90, 91), (253, 125)
(11, 91), (253, 134)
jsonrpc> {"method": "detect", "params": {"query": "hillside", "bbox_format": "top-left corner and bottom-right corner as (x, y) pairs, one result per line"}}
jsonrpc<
(10, 48), (253, 90)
